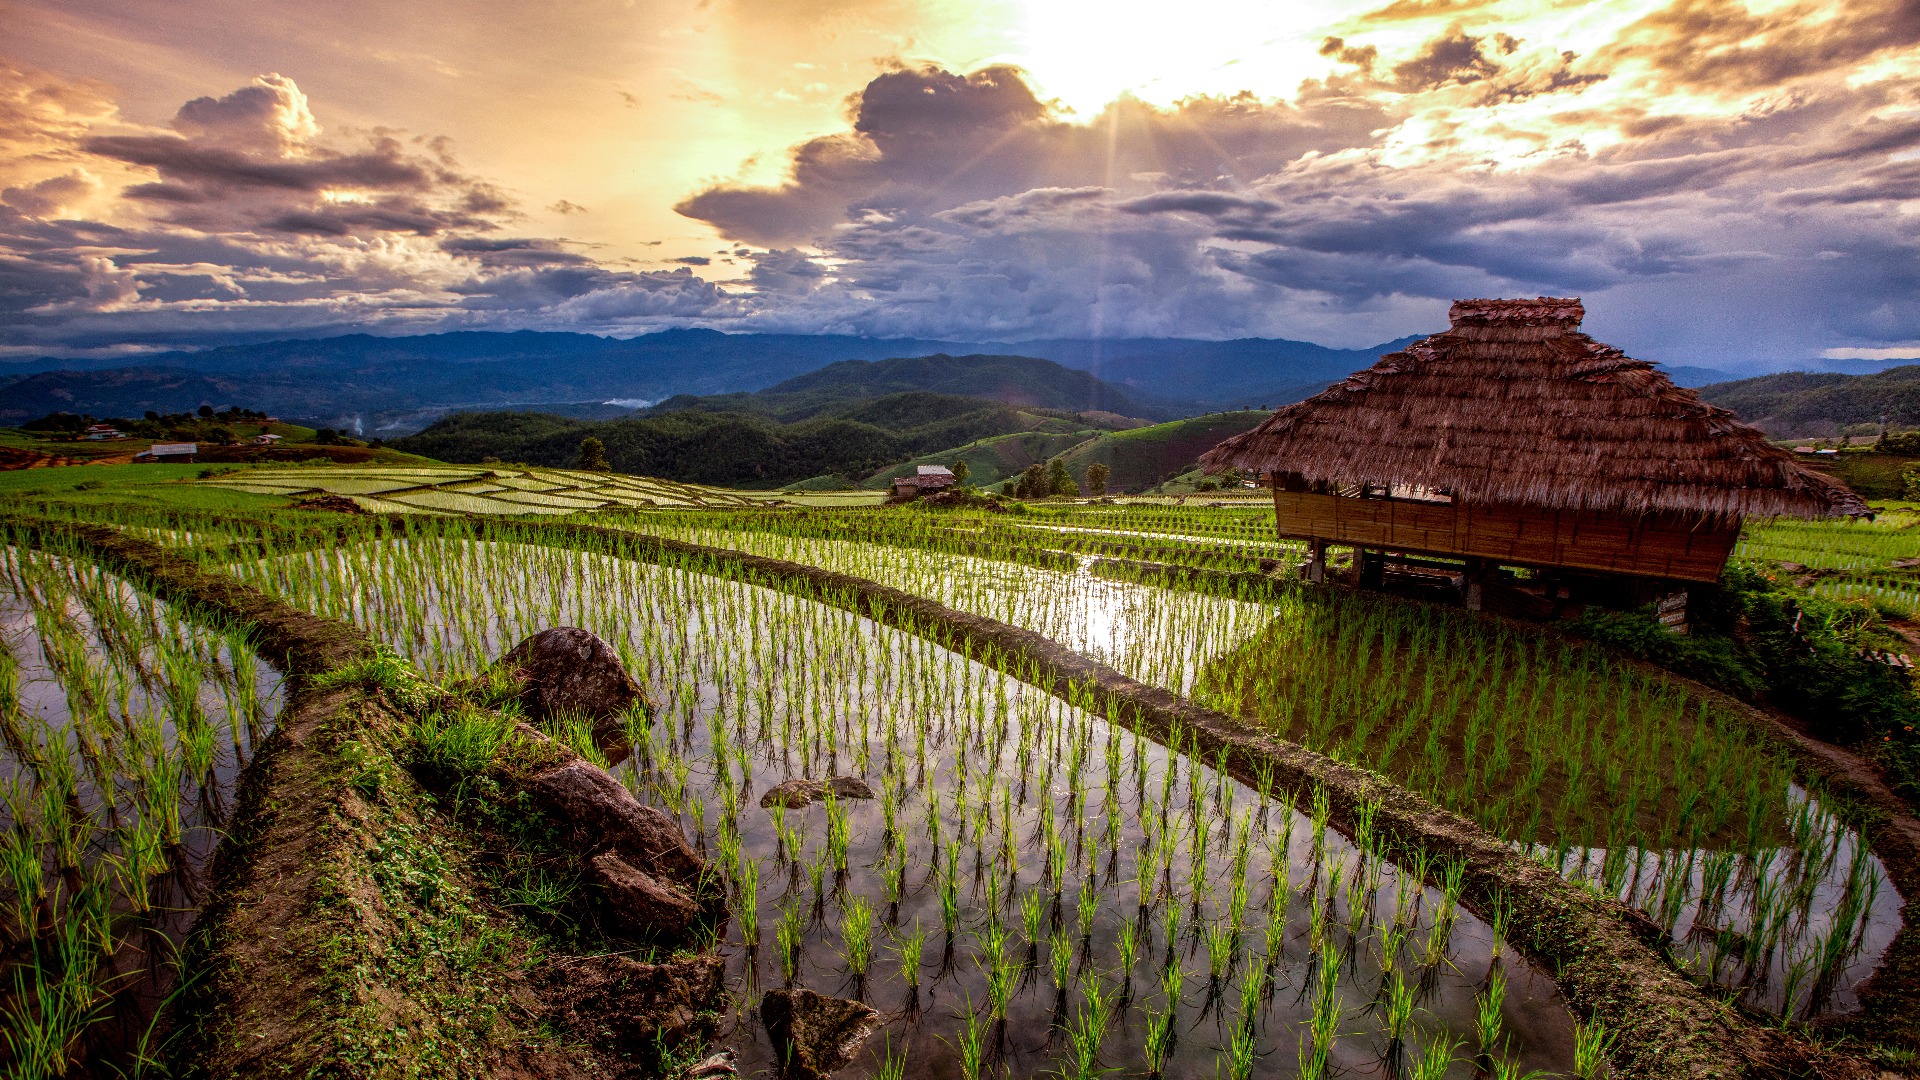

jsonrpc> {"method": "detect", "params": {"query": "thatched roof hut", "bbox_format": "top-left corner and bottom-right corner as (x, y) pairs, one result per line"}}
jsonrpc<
(1203, 298), (1864, 520)
(1201, 298), (1865, 593)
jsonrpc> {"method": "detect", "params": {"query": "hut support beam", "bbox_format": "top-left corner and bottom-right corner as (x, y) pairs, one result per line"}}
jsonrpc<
(1462, 557), (1487, 611)
(1306, 540), (1327, 584)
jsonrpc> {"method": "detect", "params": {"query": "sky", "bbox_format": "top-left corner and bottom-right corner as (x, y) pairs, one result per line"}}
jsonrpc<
(1, 0), (1918, 366)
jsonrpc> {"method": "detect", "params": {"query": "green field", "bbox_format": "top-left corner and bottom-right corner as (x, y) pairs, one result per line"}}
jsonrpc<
(0, 464), (1912, 1078)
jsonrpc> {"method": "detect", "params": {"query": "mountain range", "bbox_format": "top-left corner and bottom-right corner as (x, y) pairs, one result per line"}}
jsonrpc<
(0, 328), (1422, 434)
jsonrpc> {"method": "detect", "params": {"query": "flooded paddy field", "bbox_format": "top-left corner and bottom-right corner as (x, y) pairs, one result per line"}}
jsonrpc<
(0, 547), (283, 1075)
(550, 519), (1905, 1024)
(236, 536), (1588, 1080)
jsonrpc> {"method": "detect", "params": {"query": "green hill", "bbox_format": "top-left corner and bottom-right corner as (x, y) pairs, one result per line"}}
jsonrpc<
(1698, 365), (1920, 435)
(1054, 411), (1270, 493)
(860, 430), (1102, 490)
(740, 353), (1171, 419)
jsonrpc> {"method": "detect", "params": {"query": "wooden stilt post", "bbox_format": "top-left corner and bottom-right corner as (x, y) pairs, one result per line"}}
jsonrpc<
(1463, 557), (1486, 611)
(1307, 539), (1326, 584)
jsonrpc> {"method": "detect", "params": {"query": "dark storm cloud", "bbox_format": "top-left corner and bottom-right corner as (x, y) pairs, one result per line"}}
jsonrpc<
(76, 75), (513, 239)
(0, 67), (738, 352)
(676, 64), (1389, 247)
(667, 52), (1920, 358)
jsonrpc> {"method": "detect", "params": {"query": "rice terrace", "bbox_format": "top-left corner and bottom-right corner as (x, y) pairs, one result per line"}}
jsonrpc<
(2, 297), (1920, 1080)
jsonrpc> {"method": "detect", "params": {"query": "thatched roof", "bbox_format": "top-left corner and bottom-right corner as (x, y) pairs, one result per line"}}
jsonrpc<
(1200, 298), (1868, 520)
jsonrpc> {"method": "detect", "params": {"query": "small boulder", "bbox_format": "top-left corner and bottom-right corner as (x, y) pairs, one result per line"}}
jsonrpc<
(680, 1051), (737, 1079)
(589, 852), (700, 936)
(758, 776), (875, 810)
(498, 628), (651, 761)
(760, 988), (881, 1080)
(528, 759), (705, 887)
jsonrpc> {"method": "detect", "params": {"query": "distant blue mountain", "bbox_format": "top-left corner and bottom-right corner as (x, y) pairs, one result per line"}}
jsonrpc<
(0, 328), (1422, 433)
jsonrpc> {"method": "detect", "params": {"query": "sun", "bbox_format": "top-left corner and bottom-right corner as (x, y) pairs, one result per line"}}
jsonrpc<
(1001, 0), (1345, 114)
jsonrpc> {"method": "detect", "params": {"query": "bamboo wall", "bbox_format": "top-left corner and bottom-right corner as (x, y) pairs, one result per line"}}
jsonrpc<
(1270, 489), (1740, 582)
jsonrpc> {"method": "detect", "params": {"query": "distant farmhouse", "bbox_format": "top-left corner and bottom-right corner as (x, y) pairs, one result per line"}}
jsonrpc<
(83, 424), (127, 440)
(890, 465), (957, 500)
(135, 442), (198, 463)
(1203, 297), (1865, 630)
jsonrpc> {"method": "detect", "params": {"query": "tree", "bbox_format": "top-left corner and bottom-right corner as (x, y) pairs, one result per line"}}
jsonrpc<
(1016, 463), (1046, 498)
(951, 459), (970, 487)
(1047, 457), (1078, 497)
(577, 435), (612, 472)
(197, 404), (214, 418)
(1085, 462), (1110, 497)
(207, 425), (235, 445)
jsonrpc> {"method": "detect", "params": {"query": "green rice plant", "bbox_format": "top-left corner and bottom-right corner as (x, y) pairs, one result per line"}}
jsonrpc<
(1226, 1015), (1258, 1080)
(736, 857), (761, 944)
(1414, 1037), (1461, 1080)
(1021, 888), (1046, 951)
(877, 1037), (908, 1080)
(1061, 979), (1111, 1080)
(1385, 971), (1415, 1049)
(841, 895), (874, 977)
(1050, 928), (1074, 992)
(1475, 967), (1508, 1059)
(1142, 1003), (1175, 1078)
(1204, 920), (1235, 987)
(777, 904), (805, 985)
(951, 995), (986, 1080)
(896, 920), (926, 990)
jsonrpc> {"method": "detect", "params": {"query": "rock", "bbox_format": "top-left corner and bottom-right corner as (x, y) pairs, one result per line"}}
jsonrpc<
(498, 627), (652, 761)
(680, 1051), (737, 1078)
(527, 759), (705, 887)
(589, 852), (699, 936)
(760, 989), (881, 1080)
(539, 953), (726, 1056)
(758, 776), (875, 810)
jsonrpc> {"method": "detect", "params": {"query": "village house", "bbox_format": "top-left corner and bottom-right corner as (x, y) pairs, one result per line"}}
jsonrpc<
(82, 424), (128, 440)
(1201, 297), (1867, 630)
(889, 464), (957, 500)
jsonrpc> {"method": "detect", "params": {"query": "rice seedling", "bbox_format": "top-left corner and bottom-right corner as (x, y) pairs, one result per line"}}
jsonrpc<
(841, 895), (874, 978)
(896, 920), (927, 992)
(1476, 967), (1509, 1060)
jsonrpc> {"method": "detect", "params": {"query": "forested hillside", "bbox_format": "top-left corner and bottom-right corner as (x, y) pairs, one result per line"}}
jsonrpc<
(1698, 365), (1920, 434)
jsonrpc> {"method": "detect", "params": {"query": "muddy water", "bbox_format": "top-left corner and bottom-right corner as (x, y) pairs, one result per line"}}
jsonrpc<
(258, 539), (1581, 1079)
(0, 556), (285, 1076)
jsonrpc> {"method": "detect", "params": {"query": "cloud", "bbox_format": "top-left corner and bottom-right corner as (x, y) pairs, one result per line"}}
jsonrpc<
(1598, 0), (1920, 93)
(4, 0), (1920, 365)
(0, 64), (740, 351)
(675, 64), (1389, 248)
(663, 49), (1920, 359)
(2, 171), (100, 217)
